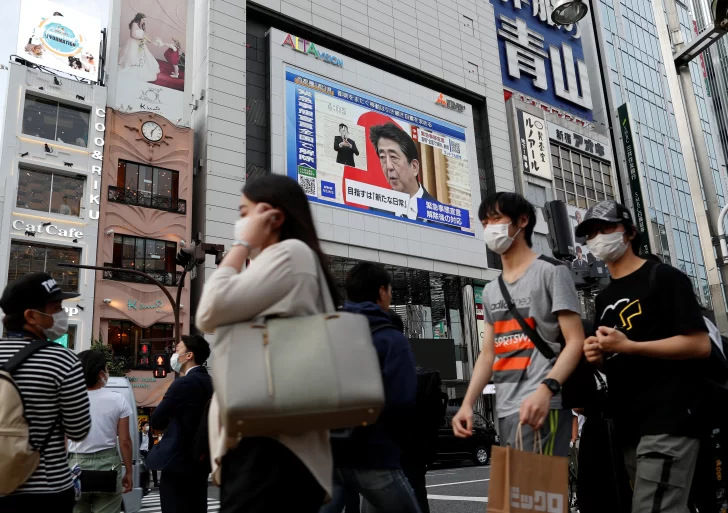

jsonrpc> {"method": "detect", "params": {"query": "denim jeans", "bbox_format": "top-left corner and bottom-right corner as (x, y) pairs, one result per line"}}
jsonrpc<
(320, 468), (422, 513)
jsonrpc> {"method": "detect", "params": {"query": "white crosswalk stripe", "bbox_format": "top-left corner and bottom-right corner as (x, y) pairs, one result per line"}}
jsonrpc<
(139, 492), (221, 512)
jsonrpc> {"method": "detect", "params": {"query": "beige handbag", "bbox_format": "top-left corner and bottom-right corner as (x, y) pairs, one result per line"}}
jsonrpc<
(210, 261), (385, 439)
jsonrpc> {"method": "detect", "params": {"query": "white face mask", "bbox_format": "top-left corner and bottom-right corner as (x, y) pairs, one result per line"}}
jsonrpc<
(484, 223), (520, 255)
(34, 309), (69, 341)
(170, 352), (190, 373)
(586, 232), (629, 262)
(234, 218), (261, 259)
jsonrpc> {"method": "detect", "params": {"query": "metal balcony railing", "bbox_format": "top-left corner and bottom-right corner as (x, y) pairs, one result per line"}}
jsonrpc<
(103, 263), (183, 287)
(108, 186), (186, 214)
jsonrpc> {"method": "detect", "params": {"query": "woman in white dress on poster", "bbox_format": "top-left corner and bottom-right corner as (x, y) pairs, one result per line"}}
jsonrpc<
(117, 13), (160, 84)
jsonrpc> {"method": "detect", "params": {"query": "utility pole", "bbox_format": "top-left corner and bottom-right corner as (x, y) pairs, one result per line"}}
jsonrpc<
(657, 0), (728, 332)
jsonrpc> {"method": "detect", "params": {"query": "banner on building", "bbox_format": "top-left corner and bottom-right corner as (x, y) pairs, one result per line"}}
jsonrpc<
(617, 103), (651, 256)
(17, 0), (102, 82)
(113, 0), (187, 123)
(547, 123), (612, 162)
(516, 109), (552, 180)
(285, 67), (474, 235)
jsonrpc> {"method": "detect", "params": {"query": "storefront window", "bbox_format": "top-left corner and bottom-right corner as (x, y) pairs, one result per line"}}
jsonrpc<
(16, 168), (84, 216)
(108, 321), (174, 365)
(111, 161), (182, 213)
(107, 236), (179, 286)
(22, 95), (90, 147)
(8, 241), (81, 291)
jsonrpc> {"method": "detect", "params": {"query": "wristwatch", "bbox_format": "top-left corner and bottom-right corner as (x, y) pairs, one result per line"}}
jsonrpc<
(231, 240), (252, 251)
(541, 378), (561, 396)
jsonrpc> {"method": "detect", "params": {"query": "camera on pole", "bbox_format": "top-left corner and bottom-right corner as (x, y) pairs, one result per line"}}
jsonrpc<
(175, 242), (206, 270)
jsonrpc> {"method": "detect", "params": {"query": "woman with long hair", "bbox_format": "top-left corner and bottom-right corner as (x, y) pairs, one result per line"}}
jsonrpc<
(67, 350), (133, 513)
(117, 12), (159, 83)
(196, 174), (339, 513)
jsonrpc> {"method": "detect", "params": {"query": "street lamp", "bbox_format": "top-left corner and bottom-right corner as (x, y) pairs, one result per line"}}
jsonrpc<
(551, 0), (589, 25)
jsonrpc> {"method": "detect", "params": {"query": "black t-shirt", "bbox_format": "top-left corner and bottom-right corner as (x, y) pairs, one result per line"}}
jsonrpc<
(593, 260), (708, 442)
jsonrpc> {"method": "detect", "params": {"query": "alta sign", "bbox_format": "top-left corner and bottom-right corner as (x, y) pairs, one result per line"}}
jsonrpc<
(282, 34), (343, 67)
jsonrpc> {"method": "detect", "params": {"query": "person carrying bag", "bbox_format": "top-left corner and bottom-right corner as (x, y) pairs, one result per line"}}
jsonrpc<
(196, 175), (384, 513)
(488, 424), (569, 513)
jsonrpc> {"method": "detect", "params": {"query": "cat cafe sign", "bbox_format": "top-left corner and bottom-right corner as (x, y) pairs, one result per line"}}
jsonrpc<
(12, 218), (84, 239)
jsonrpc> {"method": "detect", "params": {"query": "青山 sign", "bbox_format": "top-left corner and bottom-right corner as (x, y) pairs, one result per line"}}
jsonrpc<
(516, 110), (552, 180)
(282, 34), (343, 67)
(435, 93), (466, 113)
(16, 0), (101, 82)
(548, 124), (611, 161)
(12, 219), (83, 238)
(493, 0), (593, 120)
(128, 299), (164, 311)
(617, 103), (650, 256)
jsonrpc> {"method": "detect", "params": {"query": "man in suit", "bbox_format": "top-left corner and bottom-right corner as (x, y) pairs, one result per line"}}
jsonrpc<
(139, 421), (158, 492)
(334, 124), (360, 166)
(369, 123), (436, 221)
(151, 335), (213, 513)
(572, 246), (589, 270)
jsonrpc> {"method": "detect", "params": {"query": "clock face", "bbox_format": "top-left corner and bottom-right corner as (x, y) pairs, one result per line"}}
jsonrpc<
(141, 121), (163, 142)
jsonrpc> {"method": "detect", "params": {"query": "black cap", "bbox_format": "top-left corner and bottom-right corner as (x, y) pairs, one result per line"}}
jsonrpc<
(0, 272), (80, 315)
(575, 200), (634, 238)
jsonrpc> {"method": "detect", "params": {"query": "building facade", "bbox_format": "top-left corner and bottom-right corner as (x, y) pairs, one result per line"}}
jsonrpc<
(591, 0), (728, 306)
(189, 0), (515, 408)
(0, 63), (107, 350)
(92, 109), (193, 369)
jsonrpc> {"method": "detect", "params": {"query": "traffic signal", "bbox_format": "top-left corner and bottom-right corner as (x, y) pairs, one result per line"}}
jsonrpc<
(175, 242), (206, 270)
(139, 342), (151, 367)
(153, 353), (168, 379)
(713, 0), (728, 26)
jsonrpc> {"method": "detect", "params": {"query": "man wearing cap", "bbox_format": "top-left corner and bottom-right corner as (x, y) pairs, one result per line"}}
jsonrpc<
(577, 201), (710, 513)
(0, 273), (91, 512)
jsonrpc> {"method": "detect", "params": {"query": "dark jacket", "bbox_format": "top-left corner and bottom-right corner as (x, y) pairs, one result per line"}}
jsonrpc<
(331, 301), (417, 469)
(148, 366), (213, 473)
(334, 136), (359, 166)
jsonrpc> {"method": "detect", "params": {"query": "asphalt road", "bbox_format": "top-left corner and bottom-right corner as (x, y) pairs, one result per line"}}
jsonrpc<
(140, 464), (491, 512)
(426, 463), (491, 513)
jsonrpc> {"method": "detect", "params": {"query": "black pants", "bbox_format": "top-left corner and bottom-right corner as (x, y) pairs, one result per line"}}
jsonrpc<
(220, 437), (325, 513)
(159, 469), (208, 513)
(140, 450), (159, 487)
(0, 487), (75, 513)
(402, 459), (430, 513)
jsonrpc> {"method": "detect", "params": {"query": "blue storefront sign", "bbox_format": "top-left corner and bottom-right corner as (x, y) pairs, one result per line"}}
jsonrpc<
(492, 0), (593, 121)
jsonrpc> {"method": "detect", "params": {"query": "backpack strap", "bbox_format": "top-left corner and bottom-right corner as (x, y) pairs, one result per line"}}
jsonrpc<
(2, 340), (52, 374)
(498, 276), (557, 361)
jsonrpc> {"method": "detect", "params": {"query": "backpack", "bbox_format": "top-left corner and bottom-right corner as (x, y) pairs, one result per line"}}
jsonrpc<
(0, 340), (56, 496)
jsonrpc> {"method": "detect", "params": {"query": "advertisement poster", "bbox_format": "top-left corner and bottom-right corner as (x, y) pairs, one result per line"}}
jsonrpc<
(516, 110), (552, 180)
(17, 0), (102, 82)
(474, 285), (485, 350)
(567, 204), (609, 279)
(113, 0), (187, 123)
(285, 67), (474, 235)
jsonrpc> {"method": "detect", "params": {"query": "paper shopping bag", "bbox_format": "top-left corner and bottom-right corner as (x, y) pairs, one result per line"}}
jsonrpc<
(487, 428), (569, 513)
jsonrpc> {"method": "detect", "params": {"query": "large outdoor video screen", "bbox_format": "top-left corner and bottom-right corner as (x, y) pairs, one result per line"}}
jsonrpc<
(285, 67), (474, 235)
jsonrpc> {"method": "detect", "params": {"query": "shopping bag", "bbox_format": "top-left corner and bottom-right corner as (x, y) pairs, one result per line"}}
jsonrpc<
(488, 425), (569, 513)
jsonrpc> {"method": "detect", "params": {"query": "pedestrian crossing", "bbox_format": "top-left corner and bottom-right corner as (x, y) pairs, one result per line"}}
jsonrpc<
(139, 492), (221, 512)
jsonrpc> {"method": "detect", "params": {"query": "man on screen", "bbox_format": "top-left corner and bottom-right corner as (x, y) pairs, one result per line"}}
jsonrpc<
(334, 124), (360, 167)
(369, 123), (436, 220)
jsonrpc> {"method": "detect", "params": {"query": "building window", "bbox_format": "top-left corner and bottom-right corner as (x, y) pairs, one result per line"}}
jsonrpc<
(108, 161), (185, 213)
(108, 321), (174, 365)
(105, 235), (180, 286)
(53, 324), (77, 351)
(552, 143), (614, 208)
(16, 168), (84, 216)
(8, 241), (81, 291)
(22, 94), (90, 147)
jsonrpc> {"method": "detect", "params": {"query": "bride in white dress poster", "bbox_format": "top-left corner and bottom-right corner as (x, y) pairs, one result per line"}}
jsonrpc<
(117, 13), (160, 83)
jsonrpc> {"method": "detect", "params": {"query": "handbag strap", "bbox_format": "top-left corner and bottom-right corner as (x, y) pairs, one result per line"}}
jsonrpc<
(314, 255), (336, 314)
(497, 276), (556, 361)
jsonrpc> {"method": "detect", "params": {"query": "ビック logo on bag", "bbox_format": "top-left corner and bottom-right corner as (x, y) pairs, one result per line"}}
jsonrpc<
(511, 487), (564, 512)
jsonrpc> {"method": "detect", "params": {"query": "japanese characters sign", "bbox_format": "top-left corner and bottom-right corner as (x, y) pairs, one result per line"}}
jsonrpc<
(548, 124), (612, 162)
(517, 110), (552, 180)
(617, 103), (651, 255)
(493, 0), (593, 121)
(285, 66), (475, 236)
